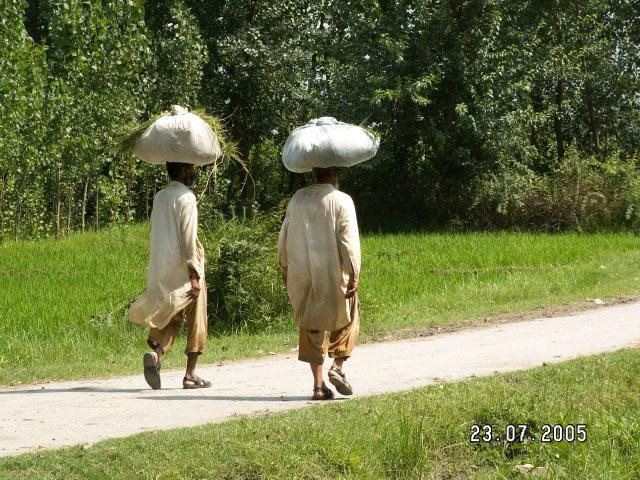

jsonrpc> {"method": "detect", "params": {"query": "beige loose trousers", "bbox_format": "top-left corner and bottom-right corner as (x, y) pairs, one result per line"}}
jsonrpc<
(298, 301), (360, 364)
(147, 280), (208, 355)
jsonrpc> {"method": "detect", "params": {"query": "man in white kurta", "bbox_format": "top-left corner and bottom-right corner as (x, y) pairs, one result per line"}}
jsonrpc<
(278, 167), (361, 400)
(128, 162), (211, 390)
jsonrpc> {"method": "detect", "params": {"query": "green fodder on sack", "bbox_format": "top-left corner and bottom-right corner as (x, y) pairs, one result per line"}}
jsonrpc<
(205, 214), (290, 334)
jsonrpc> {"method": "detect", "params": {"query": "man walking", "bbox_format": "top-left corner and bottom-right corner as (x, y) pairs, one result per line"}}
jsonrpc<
(278, 166), (361, 400)
(129, 162), (212, 390)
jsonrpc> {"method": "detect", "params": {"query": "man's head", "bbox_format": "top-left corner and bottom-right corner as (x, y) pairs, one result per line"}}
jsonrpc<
(166, 162), (197, 187)
(312, 166), (339, 187)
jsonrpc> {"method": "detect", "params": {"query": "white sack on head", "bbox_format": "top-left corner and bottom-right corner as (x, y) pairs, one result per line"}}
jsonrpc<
(134, 105), (223, 165)
(282, 117), (379, 173)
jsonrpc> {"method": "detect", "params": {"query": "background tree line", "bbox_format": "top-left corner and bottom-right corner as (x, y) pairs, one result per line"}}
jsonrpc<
(1, 0), (639, 240)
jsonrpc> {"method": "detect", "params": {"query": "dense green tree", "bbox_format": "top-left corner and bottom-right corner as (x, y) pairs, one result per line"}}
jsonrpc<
(37, 0), (152, 234)
(0, 0), (47, 239)
(1, 0), (639, 238)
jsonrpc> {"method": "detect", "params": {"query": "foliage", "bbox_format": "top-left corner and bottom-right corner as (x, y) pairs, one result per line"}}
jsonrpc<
(2, 0), (640, 239)
(471, 148), (640, 231)
(204, 209), (289, 334)
(143, 0), (208, 113)
(0, 0), (47, 239)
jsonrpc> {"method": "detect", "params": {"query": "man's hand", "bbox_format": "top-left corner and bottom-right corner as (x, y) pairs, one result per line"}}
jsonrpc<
(187, 277), (201, 300)
(345, 279), (358, 299)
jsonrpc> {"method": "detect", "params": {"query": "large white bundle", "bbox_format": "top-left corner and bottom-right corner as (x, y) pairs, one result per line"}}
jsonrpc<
(134, 105), (223, 165)
(282, 117), (379, 173)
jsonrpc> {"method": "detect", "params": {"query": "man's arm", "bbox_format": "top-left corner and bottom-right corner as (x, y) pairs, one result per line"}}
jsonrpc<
(338, 196), (361, 299)
(345, 277), (358, 299)
(187, 267), (201, 299)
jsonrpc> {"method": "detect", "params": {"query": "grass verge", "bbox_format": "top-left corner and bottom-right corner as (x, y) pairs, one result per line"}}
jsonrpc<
(1, 224), (639, 385)
(1, 348), (639, 478)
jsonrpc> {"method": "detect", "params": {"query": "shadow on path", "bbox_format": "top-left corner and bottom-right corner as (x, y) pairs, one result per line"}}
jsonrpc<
(0, 388), (337, 402)
(136, 395), (334, 402)
(0, 387), (147, 394)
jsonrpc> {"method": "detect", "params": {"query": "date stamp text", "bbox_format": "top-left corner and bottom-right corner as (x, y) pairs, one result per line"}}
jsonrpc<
(470, 424), (587, 443)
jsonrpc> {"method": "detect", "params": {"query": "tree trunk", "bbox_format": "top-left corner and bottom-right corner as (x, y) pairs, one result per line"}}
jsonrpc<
(14, 202), (21, 241)
(554, 78), (565, 159)
(126, 164), (133, 221)
(13, 176), (23, 240)
(529, 87), (544, 161)
(95, 179), (99, 230)
(82, 175), (89, 233)
(66, 186), (73, 234)
(55, 168), (61, 237)
(0, 171), (6, 238)
(585, 84), (601, 158)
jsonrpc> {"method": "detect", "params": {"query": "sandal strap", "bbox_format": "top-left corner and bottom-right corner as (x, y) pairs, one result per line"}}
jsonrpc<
(184, 376), (205, 386)
(312, 386), (334, 400)
(313, 385), (332, 393)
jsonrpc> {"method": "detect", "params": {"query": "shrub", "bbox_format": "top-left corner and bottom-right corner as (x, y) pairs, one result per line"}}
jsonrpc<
(203, 207), (290, 334)
(470, 148), (640, 232)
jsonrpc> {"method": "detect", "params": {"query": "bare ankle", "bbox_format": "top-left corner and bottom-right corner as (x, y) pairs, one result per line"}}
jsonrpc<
(331, 362), (344, 372)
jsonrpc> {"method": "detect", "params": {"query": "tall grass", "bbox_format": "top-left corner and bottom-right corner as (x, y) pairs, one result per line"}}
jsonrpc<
(0, 225), (149, 382)
(0, 223), (639, 385)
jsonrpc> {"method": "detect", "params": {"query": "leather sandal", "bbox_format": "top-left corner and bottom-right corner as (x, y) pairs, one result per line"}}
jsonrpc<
(183, 375), (212, 389)
(143, 352), (161, 390)
(312, 385), (334, 401)
(328, 367), (353, 396)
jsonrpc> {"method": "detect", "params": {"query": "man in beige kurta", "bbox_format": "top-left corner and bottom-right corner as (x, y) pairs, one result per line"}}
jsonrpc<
(277, 166), (361, 400)
(128, 162), (211, 390)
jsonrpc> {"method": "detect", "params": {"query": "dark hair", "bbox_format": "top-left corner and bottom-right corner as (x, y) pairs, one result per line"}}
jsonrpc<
(166, 162), (191, 180)
(312, 166), (339, 181)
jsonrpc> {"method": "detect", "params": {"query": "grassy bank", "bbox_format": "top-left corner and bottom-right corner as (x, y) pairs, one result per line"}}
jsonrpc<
(1, 348), (638, 478)
(0, 224), (639, 385)
(361, 232), (640, 334)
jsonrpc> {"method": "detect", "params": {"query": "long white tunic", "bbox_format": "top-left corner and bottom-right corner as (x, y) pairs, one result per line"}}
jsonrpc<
(128, 181), (205, 329)
(277, 183), (361, 331)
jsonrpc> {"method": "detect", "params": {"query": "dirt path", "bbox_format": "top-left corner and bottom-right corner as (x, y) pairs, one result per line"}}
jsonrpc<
(1, 302), (639, 458)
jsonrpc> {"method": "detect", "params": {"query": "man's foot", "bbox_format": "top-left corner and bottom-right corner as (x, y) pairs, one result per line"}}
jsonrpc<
(328, 367), (353, 396)
(311, 384), (334, 401)
(143, 352), (161, 390)
(183, 375), (212, 389)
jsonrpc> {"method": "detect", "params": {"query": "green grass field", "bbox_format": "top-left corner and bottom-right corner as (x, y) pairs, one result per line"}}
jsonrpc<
(0, 224), (639, 386)
(1, 348), (638, 479)
(361, 231), (640, 333)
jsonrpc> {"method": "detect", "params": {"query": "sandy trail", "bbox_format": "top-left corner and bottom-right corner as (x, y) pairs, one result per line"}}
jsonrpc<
(1, 302), (639, 457)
